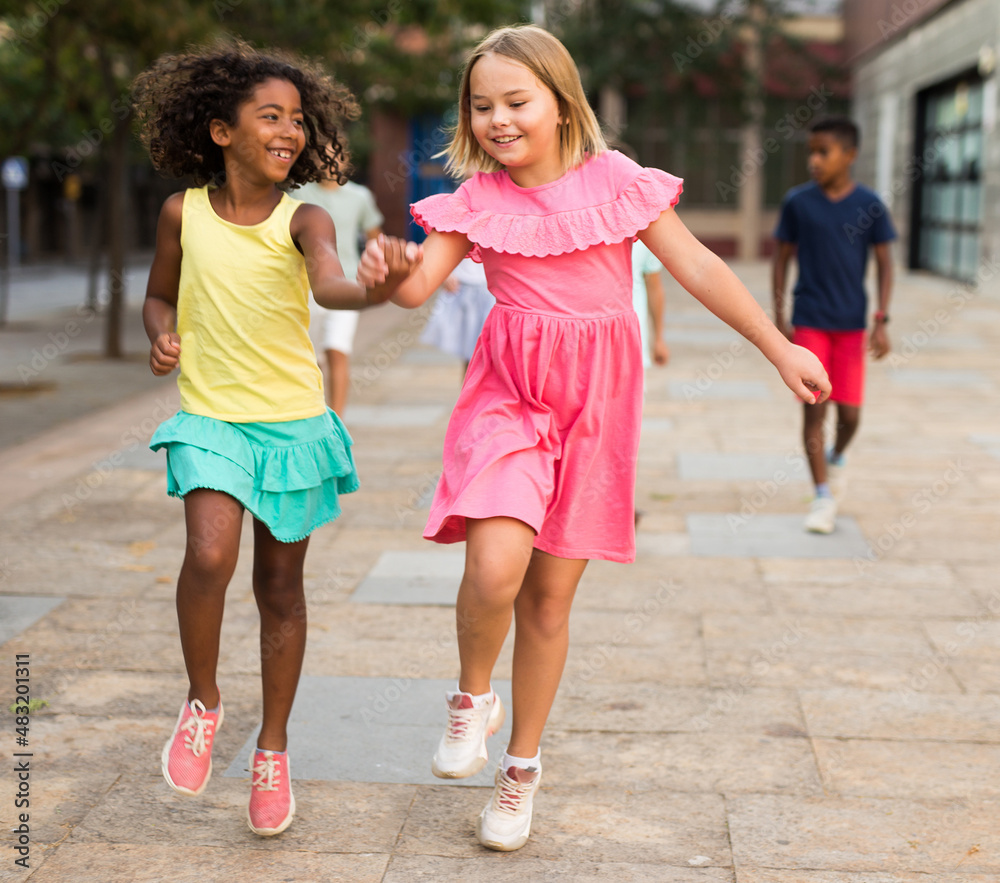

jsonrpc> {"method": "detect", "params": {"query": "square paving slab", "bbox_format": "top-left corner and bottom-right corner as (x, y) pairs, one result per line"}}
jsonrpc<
(687, 514), (870, 558)
(0, 594), (65, 644)
(969, 433), (1000, 459)
(664, 329), (741, 345)
(676, 452), (809, 482)
(222, 675), (511, 787)
(641, 417), (675, 433)
(889, 369), (992, 388)
(341, 404), (447, 427)
(115, 444), (166, 470)
(351, 550), (465, 605)
(669, 380), (773, 401)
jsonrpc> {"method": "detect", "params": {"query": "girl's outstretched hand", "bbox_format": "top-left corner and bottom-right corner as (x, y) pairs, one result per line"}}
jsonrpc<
(358, 234), (422, 304)
(775, 342), (831, 404)
(150, 331), (181, 376)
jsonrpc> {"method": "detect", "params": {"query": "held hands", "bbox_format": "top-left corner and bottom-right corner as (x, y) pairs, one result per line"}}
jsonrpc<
(358, 234), (423, 304)
(775, 341), (832, 404)
(149, 332), (180, 376)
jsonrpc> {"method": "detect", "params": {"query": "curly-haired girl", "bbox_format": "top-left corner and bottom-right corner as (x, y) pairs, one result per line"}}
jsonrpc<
(133, 40), (392, 837)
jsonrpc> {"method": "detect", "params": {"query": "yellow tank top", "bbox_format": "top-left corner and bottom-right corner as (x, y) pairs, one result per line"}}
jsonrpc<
(176, 186), (325, 422)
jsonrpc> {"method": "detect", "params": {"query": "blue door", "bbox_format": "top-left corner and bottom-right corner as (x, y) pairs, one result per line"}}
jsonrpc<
(407, 113), (456, 242)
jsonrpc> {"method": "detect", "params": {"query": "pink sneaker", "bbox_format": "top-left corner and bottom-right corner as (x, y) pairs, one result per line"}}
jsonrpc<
(247, 748), (295, 836)
(161, 697), (223, 797)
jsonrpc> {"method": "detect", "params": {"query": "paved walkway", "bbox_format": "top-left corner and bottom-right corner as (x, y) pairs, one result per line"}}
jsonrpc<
(1, 259), (998, 882)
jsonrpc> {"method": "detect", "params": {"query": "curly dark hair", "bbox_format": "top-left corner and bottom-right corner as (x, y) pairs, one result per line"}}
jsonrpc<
(132, 39), (359, 187)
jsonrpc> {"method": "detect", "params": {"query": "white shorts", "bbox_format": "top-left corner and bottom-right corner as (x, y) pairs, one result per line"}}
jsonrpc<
(309, 305), (359, 356)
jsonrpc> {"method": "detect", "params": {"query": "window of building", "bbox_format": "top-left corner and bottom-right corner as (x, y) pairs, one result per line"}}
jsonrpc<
(911, 73), (984, 282)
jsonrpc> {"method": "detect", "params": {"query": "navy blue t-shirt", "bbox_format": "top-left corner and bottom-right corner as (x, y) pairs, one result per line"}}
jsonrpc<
(774, 182), (896, 330)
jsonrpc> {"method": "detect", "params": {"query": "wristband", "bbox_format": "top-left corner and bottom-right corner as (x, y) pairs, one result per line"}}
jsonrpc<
(874, 311), (889, 324)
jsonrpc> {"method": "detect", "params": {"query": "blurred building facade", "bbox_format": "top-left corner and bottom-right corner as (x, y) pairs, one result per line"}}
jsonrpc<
(623, 6), (850, 258)
(847, 0), (999, 283)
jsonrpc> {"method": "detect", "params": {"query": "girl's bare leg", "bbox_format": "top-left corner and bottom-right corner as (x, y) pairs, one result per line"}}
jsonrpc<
(507, 550), (587, 758)
(456, 517), (535, 696)
(177, 489), (244, 709)
(251, 520), (310, 752)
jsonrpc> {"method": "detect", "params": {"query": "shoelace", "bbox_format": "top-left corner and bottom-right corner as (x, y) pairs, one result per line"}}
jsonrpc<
(180, 700), (215, 757)
(492, 770), (536, 816)
(251, 752), (282, 792)
(445, 703), (483, 742)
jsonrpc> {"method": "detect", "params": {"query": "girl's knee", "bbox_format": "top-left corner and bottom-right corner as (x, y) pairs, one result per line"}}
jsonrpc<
(253, 570), (306, 616)
(518, 604), (570, 641)
(184, 540), (237, 583)
(460, 570), (520, 611)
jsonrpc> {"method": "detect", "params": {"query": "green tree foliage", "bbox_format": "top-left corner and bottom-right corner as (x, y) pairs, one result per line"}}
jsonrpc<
(0, 0), (524, 356)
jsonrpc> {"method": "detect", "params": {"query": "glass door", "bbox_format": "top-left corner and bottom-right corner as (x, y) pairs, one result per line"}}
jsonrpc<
(911, 73), (984, 282)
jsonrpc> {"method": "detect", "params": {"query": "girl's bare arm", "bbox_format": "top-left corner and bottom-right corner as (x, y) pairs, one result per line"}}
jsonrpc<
(360, 230), (470, 309)
(143, 193), (184, 375)
(291, 203), (373, 308)
(639, 208), (830, 402)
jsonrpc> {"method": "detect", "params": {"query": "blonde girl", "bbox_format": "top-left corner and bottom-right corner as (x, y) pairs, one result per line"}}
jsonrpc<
(361, 24), (830, 851)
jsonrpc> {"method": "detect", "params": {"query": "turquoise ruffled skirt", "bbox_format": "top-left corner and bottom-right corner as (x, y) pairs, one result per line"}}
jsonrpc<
(150, 409), (359, 543)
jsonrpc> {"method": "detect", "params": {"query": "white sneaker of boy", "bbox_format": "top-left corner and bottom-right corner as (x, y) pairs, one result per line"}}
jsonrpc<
(804, 495), (837, 534)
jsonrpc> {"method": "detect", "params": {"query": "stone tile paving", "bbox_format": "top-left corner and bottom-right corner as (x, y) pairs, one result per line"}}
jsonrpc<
(1, 262), (998, 881)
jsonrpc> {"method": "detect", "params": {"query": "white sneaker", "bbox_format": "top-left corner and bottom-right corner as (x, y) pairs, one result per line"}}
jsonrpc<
(477, 762), (542, 851)
(431, 690), (505, 778)
(804, 495), (837, 534)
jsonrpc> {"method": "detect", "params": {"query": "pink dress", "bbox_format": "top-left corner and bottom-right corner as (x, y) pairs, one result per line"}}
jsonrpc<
(412, 150), (683, 563)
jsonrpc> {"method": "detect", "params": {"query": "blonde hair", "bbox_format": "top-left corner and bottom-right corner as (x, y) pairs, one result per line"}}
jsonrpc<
(443, 24), (607, 179)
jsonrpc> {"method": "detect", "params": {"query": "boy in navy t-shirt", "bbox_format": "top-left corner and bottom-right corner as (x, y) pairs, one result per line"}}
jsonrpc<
(773, 116), (896, 534)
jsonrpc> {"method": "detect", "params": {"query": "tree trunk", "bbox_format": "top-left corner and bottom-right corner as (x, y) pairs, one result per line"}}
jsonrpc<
(86, 158), (107, 313)
(103, 114), (130, 359)
(737, 0), (766, 261)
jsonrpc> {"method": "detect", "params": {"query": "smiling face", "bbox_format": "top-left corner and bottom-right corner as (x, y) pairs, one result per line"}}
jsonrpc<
(469, 52), (564, 187)
(211, 77), (306, 185)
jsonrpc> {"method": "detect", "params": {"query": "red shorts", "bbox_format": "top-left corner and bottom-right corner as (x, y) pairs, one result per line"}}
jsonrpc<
(793, 327), (867, 406)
